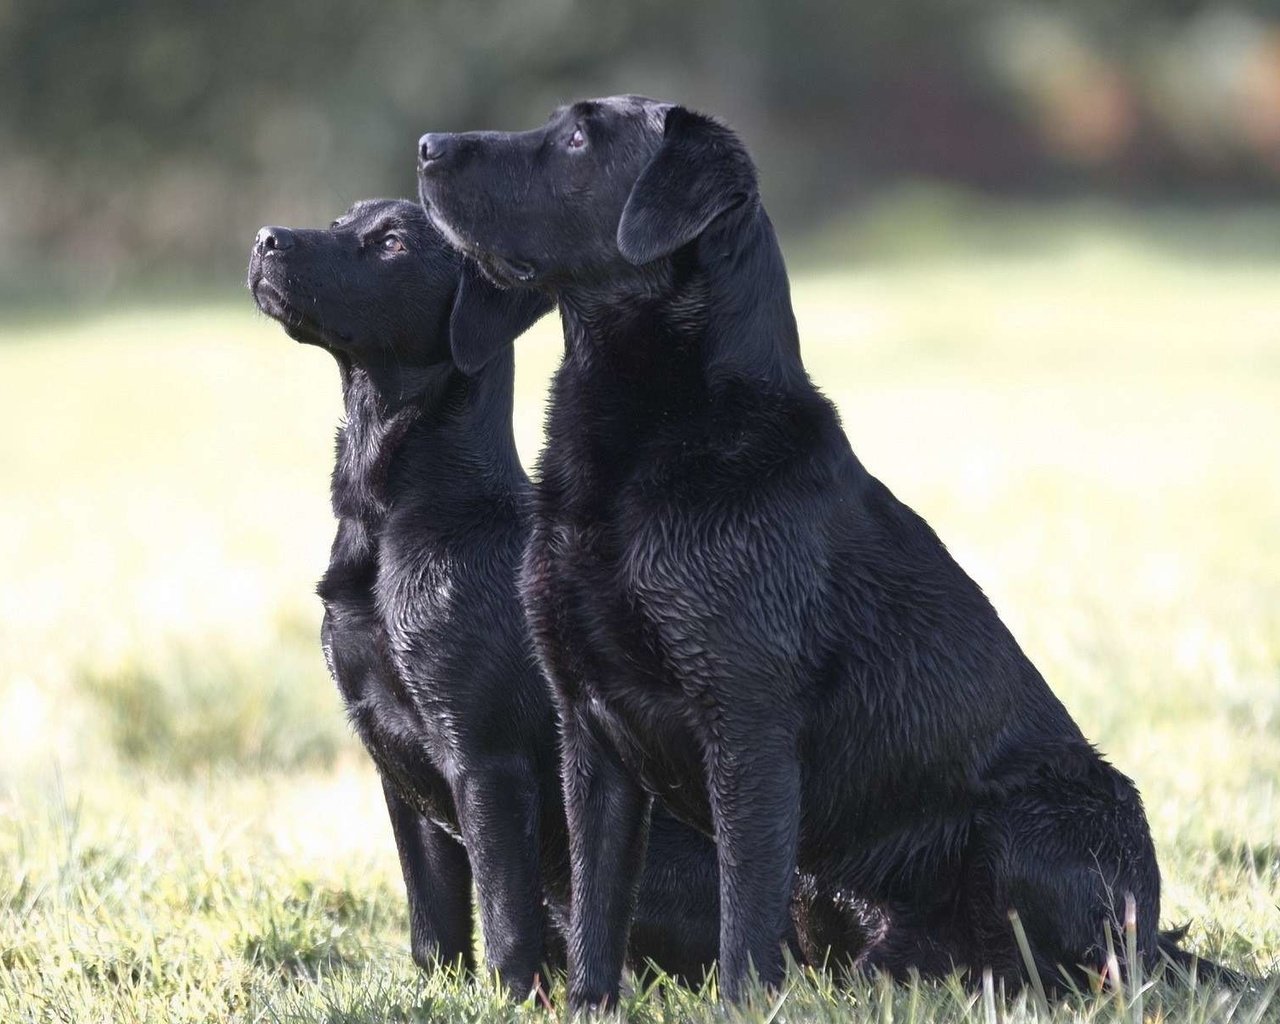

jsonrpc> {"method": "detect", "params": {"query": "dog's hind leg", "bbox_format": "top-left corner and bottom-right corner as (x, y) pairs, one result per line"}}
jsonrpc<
(382, 778), (476, 973)
(790, 881), (963, 983)
(850, 907), (970, 982)
(959, 761), (1162, 992)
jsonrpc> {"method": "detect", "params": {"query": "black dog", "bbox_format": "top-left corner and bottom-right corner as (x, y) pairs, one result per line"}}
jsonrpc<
(417, 99), (1228, 1006)
(247, 198), (724, 996)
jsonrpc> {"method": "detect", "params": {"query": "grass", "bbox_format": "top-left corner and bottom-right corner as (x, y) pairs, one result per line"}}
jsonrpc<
(1, 204), (1278, 1020)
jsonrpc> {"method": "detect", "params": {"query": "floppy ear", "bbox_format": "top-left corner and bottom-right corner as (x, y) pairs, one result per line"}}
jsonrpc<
(448, 261), (554, 375)
(616, 106), (759, 266)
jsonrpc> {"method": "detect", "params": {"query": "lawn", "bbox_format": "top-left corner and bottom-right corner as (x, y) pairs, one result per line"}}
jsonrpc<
(1, 208), (1278, 1021)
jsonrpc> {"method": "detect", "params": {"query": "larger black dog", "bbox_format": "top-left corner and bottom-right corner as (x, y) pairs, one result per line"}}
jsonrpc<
(417, 99), (1218, 1006)
(246, 198), (723, 995)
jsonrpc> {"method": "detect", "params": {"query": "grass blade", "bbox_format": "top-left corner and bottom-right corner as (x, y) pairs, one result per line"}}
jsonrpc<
(1008, 909), (1051, 1018)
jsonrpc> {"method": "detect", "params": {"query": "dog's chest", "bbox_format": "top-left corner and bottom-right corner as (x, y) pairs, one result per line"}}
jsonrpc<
(532, 452), (818, 670)
(319, 522), (460, 821)
(375, 531), (460, 680)
(525, 490), (738, 826)
(320, 590), (458, 823)
(529, 374), (836, 804)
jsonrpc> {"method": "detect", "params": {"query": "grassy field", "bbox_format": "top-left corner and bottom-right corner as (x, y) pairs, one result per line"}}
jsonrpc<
(1, 209), (1278, 1021)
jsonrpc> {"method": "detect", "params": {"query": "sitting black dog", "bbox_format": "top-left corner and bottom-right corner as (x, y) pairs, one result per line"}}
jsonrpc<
(246, 198), (723, 995)
(417, 100), (1230, 1005)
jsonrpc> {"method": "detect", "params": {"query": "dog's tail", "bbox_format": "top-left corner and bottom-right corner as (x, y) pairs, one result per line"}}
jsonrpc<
(1157, 926), (1250, 988)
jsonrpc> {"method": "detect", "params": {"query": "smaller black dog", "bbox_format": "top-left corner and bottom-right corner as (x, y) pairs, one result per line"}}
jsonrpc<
(247, 199), (723, 995)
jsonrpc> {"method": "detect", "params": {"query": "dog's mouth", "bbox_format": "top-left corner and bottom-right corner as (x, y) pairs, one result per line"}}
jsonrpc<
(249, 271), (341, 347)
(249, 273), (287, 319)
(474, 251), (537, 288)
(418, 192), (537, 288)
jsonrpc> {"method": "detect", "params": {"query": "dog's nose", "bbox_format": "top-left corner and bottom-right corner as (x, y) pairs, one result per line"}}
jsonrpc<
(255, 226), (294, 254)
(418, 133), (452, 166)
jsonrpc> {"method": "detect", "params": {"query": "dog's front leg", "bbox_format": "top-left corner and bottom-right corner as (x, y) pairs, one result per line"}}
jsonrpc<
(706, 729), (801, 1002)
(382, 777), (476, 972)
(561, 701), (653, 1012)
(455, 756), (549, 997)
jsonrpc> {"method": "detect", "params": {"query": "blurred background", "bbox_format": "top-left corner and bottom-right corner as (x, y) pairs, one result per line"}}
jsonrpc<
(1, 2), (1277, 1020)
(5, 0), (1280, 297)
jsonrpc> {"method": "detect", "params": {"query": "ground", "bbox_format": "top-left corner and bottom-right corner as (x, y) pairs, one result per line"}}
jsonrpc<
(1, 204), (1277, 1021)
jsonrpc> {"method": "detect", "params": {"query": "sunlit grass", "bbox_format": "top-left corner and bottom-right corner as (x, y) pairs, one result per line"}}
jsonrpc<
(0, 213), (1277, 1020)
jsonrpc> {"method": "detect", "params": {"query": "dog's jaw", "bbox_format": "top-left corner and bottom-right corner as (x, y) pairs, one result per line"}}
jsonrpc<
(418, 187), (538, 289)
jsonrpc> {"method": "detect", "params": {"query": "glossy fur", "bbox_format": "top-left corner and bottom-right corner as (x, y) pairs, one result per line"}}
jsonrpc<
(246, 199), (723, 996)
(418, 99), (1229, 1006)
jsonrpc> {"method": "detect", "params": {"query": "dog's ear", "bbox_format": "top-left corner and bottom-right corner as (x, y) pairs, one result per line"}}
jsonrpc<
(616, 106), (758, 266)
(448, 260), (553, 374)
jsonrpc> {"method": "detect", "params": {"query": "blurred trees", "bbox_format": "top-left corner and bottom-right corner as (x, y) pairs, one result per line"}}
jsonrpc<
(1, 0), (1278, 293)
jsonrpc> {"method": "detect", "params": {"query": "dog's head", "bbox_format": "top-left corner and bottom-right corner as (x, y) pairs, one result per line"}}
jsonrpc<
(417, 97), (759, 294)
(248, 198), (550, 375)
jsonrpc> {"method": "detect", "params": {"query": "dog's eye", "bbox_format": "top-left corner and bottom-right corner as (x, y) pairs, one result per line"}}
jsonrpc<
(381, 236), (406, 253)
(567, 127), (586, 150)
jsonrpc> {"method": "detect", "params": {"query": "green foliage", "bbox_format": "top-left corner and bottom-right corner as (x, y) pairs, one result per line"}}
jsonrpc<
(239, 879), (390, 978)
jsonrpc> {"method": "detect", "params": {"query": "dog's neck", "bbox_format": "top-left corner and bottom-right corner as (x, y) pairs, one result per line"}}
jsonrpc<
(557, 204), (807, 392)
(331, 349), (522, 524)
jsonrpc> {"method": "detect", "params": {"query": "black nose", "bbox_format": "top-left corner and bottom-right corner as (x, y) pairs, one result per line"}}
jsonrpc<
(418, 133), (451, 166)
(255, 226), (293, 254)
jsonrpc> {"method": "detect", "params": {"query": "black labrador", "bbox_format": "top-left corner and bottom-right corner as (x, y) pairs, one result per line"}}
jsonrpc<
(246, 198), (723, 996)
(417, 99), (1229, 1006)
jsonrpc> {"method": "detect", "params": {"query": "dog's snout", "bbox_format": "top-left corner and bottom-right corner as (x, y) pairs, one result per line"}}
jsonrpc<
(418, 133), (452, 167)
(255, 226), (294, 255)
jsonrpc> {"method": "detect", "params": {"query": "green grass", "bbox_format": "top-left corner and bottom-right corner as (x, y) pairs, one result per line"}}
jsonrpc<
(1, 208), (1278, 1020)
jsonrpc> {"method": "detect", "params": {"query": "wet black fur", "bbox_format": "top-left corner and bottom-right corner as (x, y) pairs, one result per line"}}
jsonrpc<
(246, 199), (723, 995)
(418, 99), (1238, 1006)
